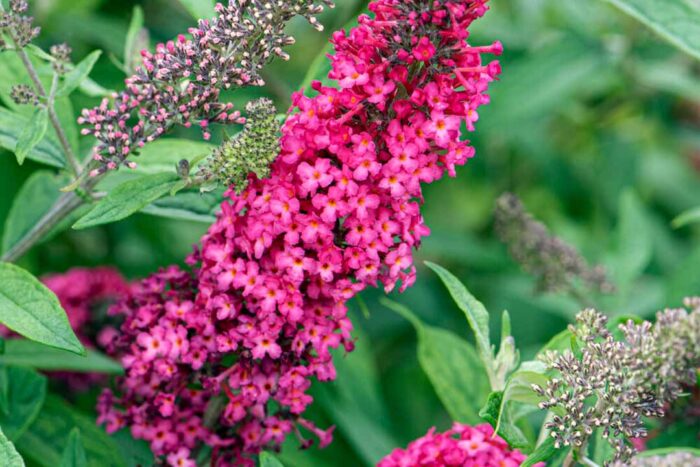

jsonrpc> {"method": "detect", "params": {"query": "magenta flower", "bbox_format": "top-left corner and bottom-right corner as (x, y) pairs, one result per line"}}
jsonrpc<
(100, 0), (500, 465)
(378, 423), (537, 467)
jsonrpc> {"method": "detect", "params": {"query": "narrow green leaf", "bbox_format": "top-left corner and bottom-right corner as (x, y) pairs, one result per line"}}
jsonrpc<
(73, 173), (182, 229)
(0, 108), (64, 167)
(522, 437), (561, 467)
(0, 340), (122, 374)
(424, 261), (495, 378)
(140, 188), (222, 223)
(177, 0), (215, 20)
(0, 366), (47, 442)
(15, 107), (49, 165)
(123, 6), (145, 74)
(56, 51), (102, 97)
(604, 0), (700, 61)
(0, 426), (24, 467)
(260, 451), (285, 467)
(60, 429), (87, 467)
(14, 395), (129, 467)
(479, 391), (531, 450)
(0, 263), (84, 355)
(2, 171), (68, 255)
(382, 298), (490, 424)
(672, 206), (700, 228)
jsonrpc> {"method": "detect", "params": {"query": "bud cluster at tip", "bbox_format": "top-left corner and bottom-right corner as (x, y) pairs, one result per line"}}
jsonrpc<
(198, 98), (280, 193)
(532, 300), (700, 464)
(494, 192), (614, 295)
(0, 0), (40, 49)
(78, 0), (334, 177)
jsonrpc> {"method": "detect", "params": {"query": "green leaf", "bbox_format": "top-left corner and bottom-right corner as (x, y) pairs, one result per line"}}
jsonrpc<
(60, 429), (87, 467)
(0, 367), (47, 442)
(424, 261), (495, 383)
(0, 426), (24, 467)
(382, 298), (490, 424)
(0, 108), (64, 167)
(535, 329), (574, 358)
(636, 447), (700, 458)
(522, 437), (562, 467)
(177, 0), (215, 20)
(73, 173), (182, 229)
(2, 171), (68, 255)
(0, 339), (122, 374)
(123, 6), (145, 74)
(0, 263), (84, 355)
(479, 391), (531, 450)
(109, 430), (154, 467)
(15, 395), (129, 467)
(140, 188), (222, 223)
(56, 51), (102, 97)
(604, 0), (700, 61)
(615, 190), (652, 297)
(15, 107), (49, 165)
(260, 451), (285, 467)
(672, 206), (700, 228)
(130, 139), (214, 175)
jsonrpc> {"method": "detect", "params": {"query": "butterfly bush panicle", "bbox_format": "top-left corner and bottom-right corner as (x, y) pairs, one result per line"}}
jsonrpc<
(378, 423), (537, 467)
(79, 0), (333, 176)
(1, 267), (129, 390)
(197, 97), (280, 193)
(0, 0), (40, 49)
(100, 0), (501, 465)
(494, 193), (613, 295)
(532, 299), (700, 464)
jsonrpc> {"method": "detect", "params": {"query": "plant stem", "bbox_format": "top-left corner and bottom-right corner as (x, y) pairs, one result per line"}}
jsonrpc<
(4, 19), (82, 176)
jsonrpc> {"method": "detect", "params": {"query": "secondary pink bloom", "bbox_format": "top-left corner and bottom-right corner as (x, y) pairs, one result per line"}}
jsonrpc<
(100, 0), (500, 465)
(378, 423), (540, 467)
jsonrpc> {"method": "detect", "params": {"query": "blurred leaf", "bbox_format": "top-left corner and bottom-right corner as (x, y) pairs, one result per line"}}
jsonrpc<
(0, 108), (64, 167)
(109, 430), (154, 467)
(614, 189), (652, 298)
(15, 107), (49, 165)
(177, 0), (215, 20)
(0, 339), (122, 374)
(502, 361), (548, 406)
(123, 6), (145, 74)
(59, 429), (87, 467)
(636, 447), (700, 457)
(0, 263), (84, 355)
(634, 60), (700, 101)
(0, 366), (46, 442)
(604, 0), (700, 60)
(424, 261), (495, 384)
(131, 139), (214, 175)
(0, 426), (24, 467)
(316, 324), (397, 466)
(672, 206), (700, 228)
(383, 298), (490, 424)
(591, 428), (615, 465)
(15, 395), (128, 467)
(535, 329), (573, 358)
(0, 367), (8, 415)
(2, 171), (67, 255)
(73, 173), (182, 229)
(57, 50), (102, 97)
(259, 452), (284, 467)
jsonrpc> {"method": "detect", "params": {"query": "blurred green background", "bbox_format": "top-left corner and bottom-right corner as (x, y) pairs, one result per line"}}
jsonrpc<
(1, 0), (699, 464)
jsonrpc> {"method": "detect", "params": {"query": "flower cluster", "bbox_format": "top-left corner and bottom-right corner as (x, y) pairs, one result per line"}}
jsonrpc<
(197, 98), (280, 193)
(494, 192), (613, 296)
(100, 0), (501, 465)
(78, 0), (333, 176)
(533, 299), (700, 464)
(378, 423), (535, 467)
(0, 0), (40, 49)
(1, 267), (129, 390)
